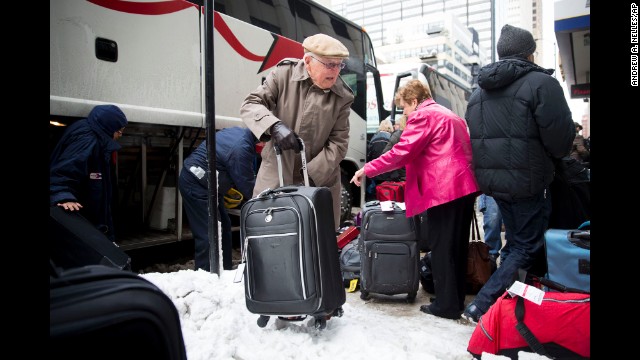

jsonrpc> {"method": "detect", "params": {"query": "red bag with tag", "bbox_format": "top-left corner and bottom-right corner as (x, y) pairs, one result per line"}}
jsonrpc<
(375, 181), (405, 202)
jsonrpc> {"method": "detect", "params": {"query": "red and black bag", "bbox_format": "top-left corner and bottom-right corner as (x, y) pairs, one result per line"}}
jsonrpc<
(467, 288), (590, 359)
(375, 181), (405, 202)
(337, 225), (360, 250)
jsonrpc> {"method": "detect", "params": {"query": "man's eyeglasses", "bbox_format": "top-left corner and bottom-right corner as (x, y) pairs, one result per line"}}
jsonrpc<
(116, 128), (125, 135)
(310, 56), (346, 70)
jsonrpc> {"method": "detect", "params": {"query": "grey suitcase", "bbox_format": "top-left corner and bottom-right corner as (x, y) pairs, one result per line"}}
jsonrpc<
(359, 200), (419, 302)
(238, 139), (345, 329)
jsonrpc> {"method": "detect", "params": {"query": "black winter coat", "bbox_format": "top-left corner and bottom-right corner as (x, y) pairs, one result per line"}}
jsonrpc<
(50, 105), (126, 241)
(465, 58), (575, 201)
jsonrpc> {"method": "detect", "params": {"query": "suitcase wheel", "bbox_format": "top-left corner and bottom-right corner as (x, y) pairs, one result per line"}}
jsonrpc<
(406, 292), (417, 303)
(360, 291), (370, 300)
(332, 306), (344, 318)
(257, 315), (270, 328)
(313, 317), (327, 330)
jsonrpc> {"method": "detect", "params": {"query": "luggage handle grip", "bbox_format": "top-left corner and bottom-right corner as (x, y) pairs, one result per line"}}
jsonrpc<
(256, 186), (301, 198)
(364, 199), (400, 211)
(274, 186), (303, 194)
(274, 137), (308, 187)
(569, 232), (590, 250)
(577, 221), (590, 230)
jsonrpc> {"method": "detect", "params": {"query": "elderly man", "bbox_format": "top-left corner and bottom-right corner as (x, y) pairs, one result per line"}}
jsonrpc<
(240, 33), (354, 229)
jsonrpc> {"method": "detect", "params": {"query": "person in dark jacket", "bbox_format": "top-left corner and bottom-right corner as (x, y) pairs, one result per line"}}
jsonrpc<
(50, 104), (128, 242)
(570, 121), (590, 163)
(179, 127), (258, 271)
(379, 115), (407, 181)
(462, 24), (575, 323)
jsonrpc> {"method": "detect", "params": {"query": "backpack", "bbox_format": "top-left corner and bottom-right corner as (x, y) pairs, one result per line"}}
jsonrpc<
(339, 238), (361, 288)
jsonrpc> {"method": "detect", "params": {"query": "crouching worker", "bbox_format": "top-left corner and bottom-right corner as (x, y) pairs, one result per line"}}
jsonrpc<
(179, 127), (259, 271)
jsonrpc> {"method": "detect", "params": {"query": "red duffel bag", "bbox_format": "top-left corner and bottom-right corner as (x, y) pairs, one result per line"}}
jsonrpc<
(467, 290), (590, 359)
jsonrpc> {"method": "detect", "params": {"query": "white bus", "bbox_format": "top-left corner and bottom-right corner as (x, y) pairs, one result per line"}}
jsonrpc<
(50, 0), (389, 250)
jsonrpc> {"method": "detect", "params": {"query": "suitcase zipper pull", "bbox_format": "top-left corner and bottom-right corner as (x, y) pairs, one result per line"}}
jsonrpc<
(263, 207), (274, 223)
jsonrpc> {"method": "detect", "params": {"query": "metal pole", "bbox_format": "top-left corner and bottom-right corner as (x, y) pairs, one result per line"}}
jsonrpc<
(204, 0), (219, 275)
(491, 0), (495, 63)
(553, 42), (557, 78)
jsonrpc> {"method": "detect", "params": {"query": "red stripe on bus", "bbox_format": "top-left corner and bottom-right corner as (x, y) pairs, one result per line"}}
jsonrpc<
(88, 0), (196, 15)
(214, 12), (264, 62)
(258, 34), (303, 73)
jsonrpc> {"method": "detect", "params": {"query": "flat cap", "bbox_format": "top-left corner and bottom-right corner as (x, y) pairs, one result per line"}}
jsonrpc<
(302, 33), (349, 58)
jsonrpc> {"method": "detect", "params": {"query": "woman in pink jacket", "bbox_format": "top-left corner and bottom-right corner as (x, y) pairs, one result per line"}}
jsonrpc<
(351, 79), (480, 320)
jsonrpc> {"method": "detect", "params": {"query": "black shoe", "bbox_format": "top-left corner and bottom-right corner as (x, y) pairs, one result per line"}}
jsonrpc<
(462, 303), (483, 323)
(419, 304), (461, 320)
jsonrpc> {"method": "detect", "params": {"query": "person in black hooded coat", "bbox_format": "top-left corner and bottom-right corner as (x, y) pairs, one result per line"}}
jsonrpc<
(462, 25), (575, 323)
(50, 104), (128, 242)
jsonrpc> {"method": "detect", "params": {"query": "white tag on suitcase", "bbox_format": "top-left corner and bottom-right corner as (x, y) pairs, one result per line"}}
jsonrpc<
(233, 263), (245, 283)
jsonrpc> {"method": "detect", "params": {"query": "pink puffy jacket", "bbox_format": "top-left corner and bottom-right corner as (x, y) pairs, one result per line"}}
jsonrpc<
(364, 99), (480, 217)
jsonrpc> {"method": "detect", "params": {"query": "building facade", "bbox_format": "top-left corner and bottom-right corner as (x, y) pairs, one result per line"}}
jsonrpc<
(328, 0), (494, 62)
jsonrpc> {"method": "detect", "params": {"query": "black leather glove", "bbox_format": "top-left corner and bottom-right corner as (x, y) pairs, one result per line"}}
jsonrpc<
(271, 122), (301, 153)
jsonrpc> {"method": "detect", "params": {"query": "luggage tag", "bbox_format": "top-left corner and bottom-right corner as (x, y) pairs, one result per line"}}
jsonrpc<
(234, 239), (248, 283)
(233, 263), (245, 283)
(507, 280), (544, 305)
(380, 201), (394, 211)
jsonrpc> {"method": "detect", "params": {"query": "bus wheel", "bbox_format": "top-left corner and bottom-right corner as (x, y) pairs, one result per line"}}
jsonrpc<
(340, 169), (353, 225)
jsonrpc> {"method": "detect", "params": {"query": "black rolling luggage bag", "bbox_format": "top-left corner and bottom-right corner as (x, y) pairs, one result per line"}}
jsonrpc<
(359, 200), (419, 302)
(50, 264), (187, 360)
(49, 205), (131, 270)
(239, 140), (345, 329)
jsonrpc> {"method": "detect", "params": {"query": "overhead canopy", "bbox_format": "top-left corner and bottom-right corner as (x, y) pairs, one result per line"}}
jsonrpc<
(554, 0), (590, 97)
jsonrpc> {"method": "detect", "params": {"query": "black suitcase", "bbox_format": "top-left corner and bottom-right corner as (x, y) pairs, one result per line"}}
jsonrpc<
(239, 140), (345, 329)
(50, 264), (187, 360)
(358, 200), (419, 302)
(49, 206), (131, 270)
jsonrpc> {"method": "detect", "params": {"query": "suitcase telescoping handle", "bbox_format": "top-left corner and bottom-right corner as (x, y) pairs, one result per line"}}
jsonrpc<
(274, 136), (309, 187)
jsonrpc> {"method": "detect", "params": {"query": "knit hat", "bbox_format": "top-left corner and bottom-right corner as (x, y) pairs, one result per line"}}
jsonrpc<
(497, 24), (536, 59)
(87, 104), (128, 137)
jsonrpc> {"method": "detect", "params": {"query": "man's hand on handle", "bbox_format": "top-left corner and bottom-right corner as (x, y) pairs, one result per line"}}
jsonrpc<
(271, 122), (301, 153)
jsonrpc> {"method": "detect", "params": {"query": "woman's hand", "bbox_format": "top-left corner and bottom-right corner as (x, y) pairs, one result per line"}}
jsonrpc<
(350, 168), (366, 187)
(58, 201), (83, 211)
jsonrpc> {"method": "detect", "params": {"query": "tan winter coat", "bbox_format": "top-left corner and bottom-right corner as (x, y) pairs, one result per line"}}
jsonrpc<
(240, 58), (354, 228)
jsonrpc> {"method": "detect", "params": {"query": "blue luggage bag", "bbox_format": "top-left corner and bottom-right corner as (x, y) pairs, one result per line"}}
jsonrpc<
(543, 221), (590, 292)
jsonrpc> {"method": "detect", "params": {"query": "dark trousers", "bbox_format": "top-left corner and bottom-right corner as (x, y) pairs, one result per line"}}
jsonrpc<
(179, 169), (233, 272)
(423, 193), (476, 317)
(471, 187), (551, 313)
